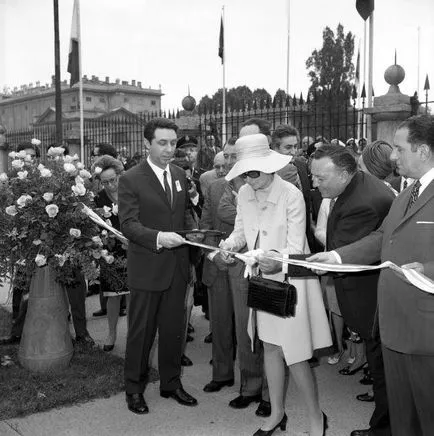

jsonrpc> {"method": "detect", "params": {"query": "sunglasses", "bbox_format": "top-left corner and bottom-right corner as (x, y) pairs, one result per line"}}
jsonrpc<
(240, 170), (261, 179)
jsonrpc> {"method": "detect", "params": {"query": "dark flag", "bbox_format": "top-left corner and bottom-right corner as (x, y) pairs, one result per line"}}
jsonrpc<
(218, 17), (224, 64)
(356, 0), (374, 20)
(67, 0), (80, 87)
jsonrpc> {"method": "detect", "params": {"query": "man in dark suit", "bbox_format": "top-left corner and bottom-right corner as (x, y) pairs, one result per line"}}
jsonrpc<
(309, 115), (434, 436)
(119, 118), (199, 414)
(310, 145), (394, 436)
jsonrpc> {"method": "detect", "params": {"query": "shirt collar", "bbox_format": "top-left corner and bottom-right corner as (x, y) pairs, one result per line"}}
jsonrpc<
(147, 156), (169, 176)
(418, 167), (434, 194)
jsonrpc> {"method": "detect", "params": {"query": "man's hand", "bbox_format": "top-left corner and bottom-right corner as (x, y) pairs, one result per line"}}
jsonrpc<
(185, 230), (205, 243)
(158, 232), (185, 249)
(213, 253), (229, 271)
(402, 262), (424, 274)
(305, 251), (339, 276)
(218, 239), (235, 264)
(258, 251), (281, 274)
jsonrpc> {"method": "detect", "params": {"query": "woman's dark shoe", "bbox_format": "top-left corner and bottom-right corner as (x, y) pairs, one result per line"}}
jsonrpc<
(253, 413), (287, 436)
(103, 344), (114, 352)
(359, 373), (374, 385)
(356, 392), (375, 402)
(339, 362), (367, 376)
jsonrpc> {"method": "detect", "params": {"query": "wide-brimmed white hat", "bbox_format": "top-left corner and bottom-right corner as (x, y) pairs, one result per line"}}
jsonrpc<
(225, 133), (291, 181)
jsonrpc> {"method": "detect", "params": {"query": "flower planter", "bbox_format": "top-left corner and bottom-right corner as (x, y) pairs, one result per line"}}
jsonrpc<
(18, 265), (73, 372)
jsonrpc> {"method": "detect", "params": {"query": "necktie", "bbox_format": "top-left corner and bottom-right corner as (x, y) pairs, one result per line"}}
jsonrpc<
(405, 180), (421, 214)
(403, 178), (408, 190)
(163, 170), (172, 206)
(329, 198), (336, 214)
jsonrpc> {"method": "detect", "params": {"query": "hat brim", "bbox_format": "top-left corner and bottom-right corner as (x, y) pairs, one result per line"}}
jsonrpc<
(225, 151), (291, 181)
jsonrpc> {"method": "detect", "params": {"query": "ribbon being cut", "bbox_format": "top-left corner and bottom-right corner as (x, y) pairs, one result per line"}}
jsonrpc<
(81, 204), (434, 295)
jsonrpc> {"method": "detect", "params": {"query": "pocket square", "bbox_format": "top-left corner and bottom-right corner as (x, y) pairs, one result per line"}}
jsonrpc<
(416, 221), (434, 224)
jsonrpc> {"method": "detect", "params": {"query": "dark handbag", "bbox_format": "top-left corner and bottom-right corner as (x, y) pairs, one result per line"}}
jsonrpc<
(247, 273), (297, 318)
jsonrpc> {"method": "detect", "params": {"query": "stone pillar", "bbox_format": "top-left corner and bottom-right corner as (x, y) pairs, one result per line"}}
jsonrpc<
(365, 63), (412, 145)
(0, 124), (9, 174)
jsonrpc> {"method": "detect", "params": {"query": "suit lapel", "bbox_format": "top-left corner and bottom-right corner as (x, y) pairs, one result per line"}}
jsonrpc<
(169, 165), (179, 211)
(393, 180), (434, 232)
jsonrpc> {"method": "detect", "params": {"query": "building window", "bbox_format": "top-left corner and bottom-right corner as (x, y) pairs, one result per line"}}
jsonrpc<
(86, 96), (92, 102)
(124, 97), (129, 103)
(151, 100), (156, 106)
(99, 97), (105, 103)
(70, 105), (76, 110)
(72, 96), (76, 102)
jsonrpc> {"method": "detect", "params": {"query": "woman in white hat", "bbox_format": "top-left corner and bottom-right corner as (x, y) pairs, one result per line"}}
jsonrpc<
(220, 134), (331, 436)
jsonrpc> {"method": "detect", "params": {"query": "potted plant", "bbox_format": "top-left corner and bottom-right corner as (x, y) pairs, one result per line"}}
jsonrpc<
(0, 142), (115, 372)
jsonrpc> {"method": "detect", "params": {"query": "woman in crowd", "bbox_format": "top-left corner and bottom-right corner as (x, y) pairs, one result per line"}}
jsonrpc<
(92, 155), (129, 351)
(220, 134), (331, 436)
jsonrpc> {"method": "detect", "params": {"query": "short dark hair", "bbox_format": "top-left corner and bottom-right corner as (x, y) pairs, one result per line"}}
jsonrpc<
(143, 118), (178, 143)
(241, 118), (271, 136)
(398, 114), (434, 152)
(225, 136), (237, 146)
(312, 144), (357, 174)
(93, 142), (117, 158)
(17, 141), (40, 157)
(48, 143), (69, 156)
(271, 124), (300, 143)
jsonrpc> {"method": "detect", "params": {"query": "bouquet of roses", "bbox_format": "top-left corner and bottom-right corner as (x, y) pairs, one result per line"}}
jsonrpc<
(0, 141), (115, 288)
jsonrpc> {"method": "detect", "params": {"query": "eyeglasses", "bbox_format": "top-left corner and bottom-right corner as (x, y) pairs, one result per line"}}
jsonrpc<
(240, 170), (260, 179)
(214, 164), (225, 169)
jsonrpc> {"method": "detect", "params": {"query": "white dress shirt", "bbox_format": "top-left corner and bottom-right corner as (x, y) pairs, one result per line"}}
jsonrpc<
(400, 177), (415, 192)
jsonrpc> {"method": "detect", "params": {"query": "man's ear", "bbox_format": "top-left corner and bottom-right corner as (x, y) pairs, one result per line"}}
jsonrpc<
(419, 143), (431, 161)
(143, 138), (151, 151)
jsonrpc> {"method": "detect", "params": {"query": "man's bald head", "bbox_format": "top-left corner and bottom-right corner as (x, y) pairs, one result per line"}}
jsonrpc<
(213, 151), (226, 177)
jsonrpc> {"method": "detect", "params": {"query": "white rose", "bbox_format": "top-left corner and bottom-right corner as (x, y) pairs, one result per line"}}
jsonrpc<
(42, 192), (54, 202)
(8, 152), (16, 159)
(47, 147), (65, 157)
(79, 169), (91, 179)
(69, 228), (81, 238)
(17, 150), (27, 159)
(16, 194), (32, 208)
(63, 163), (76, 174)
(102, 205), (112, 217)
(31, 138), (41, 146)
(55, 254), (67, 267)
(71, 183), (86, 196)
(112, 203), (118, 215)
(40, 168), (52, 178)
(35, 254), (47, 267)
(94, 166), (102, 175)
(33, 239), (42, 245)
(17, 170), (28, 180)
(64, 155), (74, 163)
(104, 255), (115, 264)
(5, 205), (18, 216)
(0, 173), (8, 182)
(101, 249), (109, 257)
(45, 204), (59, 218)
(101, 230), (108, 236)
(91, 236), (103, 246)
(75, 175), (84, 185)
(37, 163), (45, 170)
(76, 162), (85, 170)
(72, 154), (79, 161)
(11, 159), (25, 169)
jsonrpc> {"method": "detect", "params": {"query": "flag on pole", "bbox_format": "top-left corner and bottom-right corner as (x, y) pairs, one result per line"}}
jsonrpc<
(355, 47), (360, 91)
(356, 0), (374, 21)
(218, 16), (224, 64)
(67, 0), (80, 87)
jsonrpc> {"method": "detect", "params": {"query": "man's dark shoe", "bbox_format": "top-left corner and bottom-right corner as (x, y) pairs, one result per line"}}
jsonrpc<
(228, 394), (261, 409)
(92, 309), (107, 317)
(255, 400), (272, 417)
(0, 335), (20, 345)
(203, 379), (234, 393)
(181, 354), (193, 366)
(126, 393), (149, 414)
(160, 387), (198, 406)
(119, 308), (127, 317)
(75, 334), (95, 347)
(350, 430), (373, 436)
(204, 333), (212, 343)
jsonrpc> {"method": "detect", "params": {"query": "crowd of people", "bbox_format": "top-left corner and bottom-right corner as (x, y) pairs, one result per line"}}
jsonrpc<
(2, 113), (434, 436)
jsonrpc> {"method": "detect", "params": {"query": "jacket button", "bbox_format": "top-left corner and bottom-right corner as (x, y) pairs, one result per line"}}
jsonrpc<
(389, 239), (393, 244)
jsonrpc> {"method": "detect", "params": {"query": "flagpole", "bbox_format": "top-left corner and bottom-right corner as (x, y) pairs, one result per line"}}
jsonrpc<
(362, 20), (367, 140)
(366, 10), (374, 143)
(53, 0), (63, 146)
(286, 0), (290, 96)
(76, 0), (84, 160)
(221, 6), (226, 147)
(356, 40), (362, 140)
(417, 26), (421, 96)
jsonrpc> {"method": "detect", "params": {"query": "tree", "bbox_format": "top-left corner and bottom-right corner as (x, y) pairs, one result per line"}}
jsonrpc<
(252, 88), (272, 109)
(273, 89), (287, 107)
(305, 23), (355, 103)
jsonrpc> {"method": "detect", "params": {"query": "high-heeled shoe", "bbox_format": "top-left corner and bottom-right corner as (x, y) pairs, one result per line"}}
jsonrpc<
(253, 413), (287, 436)
(322, 411), (328, 435)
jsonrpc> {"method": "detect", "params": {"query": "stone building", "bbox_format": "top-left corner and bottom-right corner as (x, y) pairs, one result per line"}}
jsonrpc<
(0, 75), (163, 130)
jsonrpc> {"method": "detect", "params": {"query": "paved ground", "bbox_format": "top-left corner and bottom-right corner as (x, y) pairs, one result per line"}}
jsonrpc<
(0, 282), (373, 436)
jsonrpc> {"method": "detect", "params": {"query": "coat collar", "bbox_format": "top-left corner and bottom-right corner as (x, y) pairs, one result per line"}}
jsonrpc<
(245, 174), (284, 205)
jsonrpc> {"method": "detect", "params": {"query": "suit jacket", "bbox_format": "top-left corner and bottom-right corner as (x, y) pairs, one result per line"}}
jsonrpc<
(338, 178), (434, 354)
(199, 178), (233, 286)
(118, 160), (194, 291)
(327, 171), (395, 338)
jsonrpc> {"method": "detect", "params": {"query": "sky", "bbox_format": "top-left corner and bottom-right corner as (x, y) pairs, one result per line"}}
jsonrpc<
(1, 0), (433, 111)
